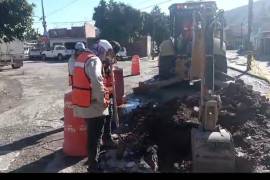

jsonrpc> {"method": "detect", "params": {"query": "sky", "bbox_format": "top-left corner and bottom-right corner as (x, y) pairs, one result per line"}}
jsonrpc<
(28, 0), (258, 33)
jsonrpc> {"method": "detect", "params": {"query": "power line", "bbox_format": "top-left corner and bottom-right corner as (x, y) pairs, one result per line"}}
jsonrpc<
(33, 0), (174, 29)
(137, 0), (155, 7)
(46, 0), (80, 18)
(140, 0), (173, 10)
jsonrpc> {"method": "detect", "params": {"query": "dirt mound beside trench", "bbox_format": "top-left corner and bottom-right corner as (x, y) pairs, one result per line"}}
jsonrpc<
(113, 79), (270, 173)
(218, 80), (270, 172)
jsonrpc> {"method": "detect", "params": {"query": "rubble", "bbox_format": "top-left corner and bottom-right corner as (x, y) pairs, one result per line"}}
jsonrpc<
(217, 79), (270, 172)
(103, 98), (198, 173)
(99, 79), (270, 173)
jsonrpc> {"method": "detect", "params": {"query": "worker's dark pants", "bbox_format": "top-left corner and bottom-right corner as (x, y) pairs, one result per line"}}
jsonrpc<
(86, 116), (106, 169)
(86, 98), (114, 169)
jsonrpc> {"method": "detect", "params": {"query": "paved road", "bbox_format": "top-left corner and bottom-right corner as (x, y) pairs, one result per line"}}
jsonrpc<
(0, 61), (68, 173)
(0, 59), (158, 173)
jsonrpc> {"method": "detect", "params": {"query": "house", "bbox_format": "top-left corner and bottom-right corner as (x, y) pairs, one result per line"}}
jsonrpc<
(125, 36), (152, 58)
(253, 22), (270, 55)
(47, 23), (96, 49)
(225, 24), (247, 50)
(254, 31), (270, 55)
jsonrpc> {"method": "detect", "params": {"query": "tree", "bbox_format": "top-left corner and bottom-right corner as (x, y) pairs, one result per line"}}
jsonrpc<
(149, 6), (170, 46)
(93, 0), (107, 33)
(93, 1), (170, 46)
(24, 28), (41, 41)
(93, 0), (143, 45)
(140, 12), (153, 36)
(0, 0), (34, 43)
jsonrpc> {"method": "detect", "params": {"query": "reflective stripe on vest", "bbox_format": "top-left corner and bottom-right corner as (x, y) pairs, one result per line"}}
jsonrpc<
(72, 52), (95, 108)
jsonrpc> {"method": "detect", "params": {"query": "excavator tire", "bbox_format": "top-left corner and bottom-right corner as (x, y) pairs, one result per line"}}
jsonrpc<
(214, 55), (228, 74)
(159, 55), (176, 80)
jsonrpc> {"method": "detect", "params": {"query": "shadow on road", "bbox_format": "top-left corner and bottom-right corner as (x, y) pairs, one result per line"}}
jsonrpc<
(10, 149), (84, 173)
(0, 128), (64, 155)
(235, 70), (249, 79)
(0, 67), (14, 72)
(124, 74), (135, 78)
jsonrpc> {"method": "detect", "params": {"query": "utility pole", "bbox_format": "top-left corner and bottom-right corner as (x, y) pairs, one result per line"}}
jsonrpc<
(241, 22), (244, 48)
(41, 0), (47, 36)
(247, 0), (253, 51)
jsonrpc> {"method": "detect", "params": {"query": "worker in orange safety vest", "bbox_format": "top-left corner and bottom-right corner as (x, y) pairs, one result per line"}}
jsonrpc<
(101, 40), (121, 136)
(68, 41), (117, 173)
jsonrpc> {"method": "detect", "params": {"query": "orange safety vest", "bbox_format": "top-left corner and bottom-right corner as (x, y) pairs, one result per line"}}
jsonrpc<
(71, 51), (110, 108)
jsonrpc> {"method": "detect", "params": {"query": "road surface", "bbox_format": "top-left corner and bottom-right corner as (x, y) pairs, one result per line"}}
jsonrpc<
(0, 54), (269, 173)
(0, 59), (158, 173)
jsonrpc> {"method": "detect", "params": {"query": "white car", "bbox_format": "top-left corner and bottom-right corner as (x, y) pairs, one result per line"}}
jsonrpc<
(41, 45), (72, 61)
(116, 47), (128, 61)
(29, 48), (42, 60)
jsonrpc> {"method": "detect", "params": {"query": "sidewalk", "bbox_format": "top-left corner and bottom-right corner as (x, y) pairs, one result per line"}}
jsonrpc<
(228, 53), (270, 81)
(227, 51), (270, 98)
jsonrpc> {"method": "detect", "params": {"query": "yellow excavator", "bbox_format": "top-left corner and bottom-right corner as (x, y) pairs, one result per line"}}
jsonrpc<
(136, 1), (236, 172)
(167, 1), (236, 172)
(135, 1), (229, 93)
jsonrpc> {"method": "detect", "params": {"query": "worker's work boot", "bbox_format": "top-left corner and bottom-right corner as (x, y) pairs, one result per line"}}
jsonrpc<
(87, 161), (102, 173)
(101, 137), (118, 150)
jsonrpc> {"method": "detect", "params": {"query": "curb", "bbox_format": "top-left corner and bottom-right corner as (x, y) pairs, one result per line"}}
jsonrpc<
(228, 66), (270, 84)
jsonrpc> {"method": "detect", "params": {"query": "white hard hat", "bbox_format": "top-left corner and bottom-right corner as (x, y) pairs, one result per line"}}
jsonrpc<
(98, 40), (113, 52)
(75, 42), (86, 51)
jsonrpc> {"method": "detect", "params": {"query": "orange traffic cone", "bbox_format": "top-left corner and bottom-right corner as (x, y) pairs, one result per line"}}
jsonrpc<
(131, 55), (141, 76)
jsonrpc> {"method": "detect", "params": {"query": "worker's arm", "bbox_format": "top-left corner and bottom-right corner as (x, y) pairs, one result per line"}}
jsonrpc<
(68, 55), (75, 86)
(85, 57), (105, 104)
(68, 55), (75, 75)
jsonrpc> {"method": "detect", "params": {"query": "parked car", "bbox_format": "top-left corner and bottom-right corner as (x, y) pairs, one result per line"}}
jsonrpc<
(24, 47), (30, 58)
(41, 45), (73, 61)
(29, 48), (42, 60)
(237, 46), (245, 55)
(116, 47), (128, 61)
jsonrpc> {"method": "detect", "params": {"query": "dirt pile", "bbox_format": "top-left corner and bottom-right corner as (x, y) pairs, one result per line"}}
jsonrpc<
(218, 79), (270, 172)
(105, 79), (270, 172)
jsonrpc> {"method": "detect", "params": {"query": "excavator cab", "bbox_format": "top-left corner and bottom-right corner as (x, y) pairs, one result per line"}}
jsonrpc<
(169, 2), (217, 54)
(159, 1), (227, 81)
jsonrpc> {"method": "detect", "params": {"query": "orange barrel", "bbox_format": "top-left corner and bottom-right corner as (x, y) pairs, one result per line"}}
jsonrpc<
(63, 92), (88, 157)
(131, 55), (141, 76)
(114, 66), (124, 106)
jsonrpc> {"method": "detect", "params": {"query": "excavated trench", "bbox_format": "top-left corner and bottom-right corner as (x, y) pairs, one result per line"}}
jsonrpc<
(120, 97), (199, 172)
(117, 79), (270, 173)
